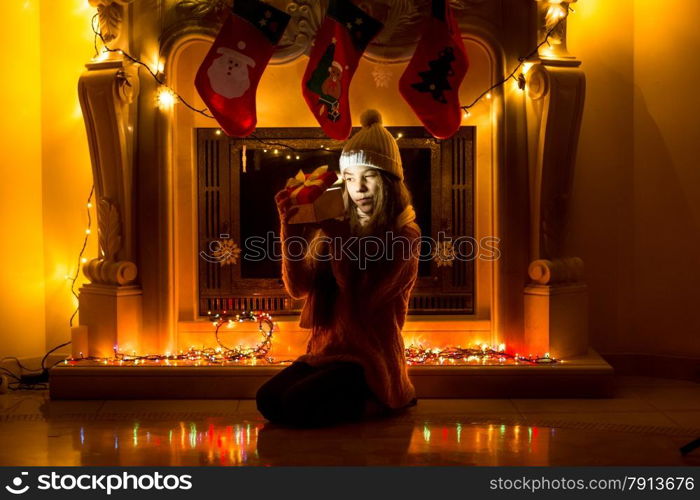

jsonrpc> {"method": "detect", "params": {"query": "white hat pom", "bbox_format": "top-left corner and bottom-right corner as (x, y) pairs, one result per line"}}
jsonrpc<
(360, 109), (382, 128)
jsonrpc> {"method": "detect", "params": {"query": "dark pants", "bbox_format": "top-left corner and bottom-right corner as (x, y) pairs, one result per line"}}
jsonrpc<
(255, 361), (375, 428)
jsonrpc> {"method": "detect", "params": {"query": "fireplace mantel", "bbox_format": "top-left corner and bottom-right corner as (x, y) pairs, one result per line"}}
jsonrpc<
(70, 0), (598, 388)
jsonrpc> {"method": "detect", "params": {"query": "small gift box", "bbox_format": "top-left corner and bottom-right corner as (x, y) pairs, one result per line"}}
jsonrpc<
(285, 165), (345, 224)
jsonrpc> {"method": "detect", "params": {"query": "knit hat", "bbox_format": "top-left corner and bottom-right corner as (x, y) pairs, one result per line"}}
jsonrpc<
(339, 109), (403, 181)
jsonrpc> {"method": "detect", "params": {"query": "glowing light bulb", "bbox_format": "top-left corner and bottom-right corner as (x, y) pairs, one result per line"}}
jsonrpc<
(396, 132), (403, 139)
(85, 228), (91, 234)
(286, 154), (291, 159)
(295, 155), (300, 160)
(486, 92), (492, 99)
(215, 129), (222, 136)
(81, 257), (87, 263)
(462, 109), (470, 119)
(273, 149), (279, 154)
(86, 202), (92, 208)
(156, 86), (176, 109)
(93, 48), (110, 62)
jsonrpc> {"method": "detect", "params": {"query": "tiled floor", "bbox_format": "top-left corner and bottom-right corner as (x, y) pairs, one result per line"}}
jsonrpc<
(0, 375), (698, 466)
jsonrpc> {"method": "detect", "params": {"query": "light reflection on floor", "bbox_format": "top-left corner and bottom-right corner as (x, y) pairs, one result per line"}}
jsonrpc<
(1, 375), (699, 466)
(0, 415), (696, 466)
(5, 418), (558, 466)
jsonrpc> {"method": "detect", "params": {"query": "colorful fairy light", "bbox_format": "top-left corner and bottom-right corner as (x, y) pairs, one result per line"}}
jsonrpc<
(404, 344), (557, 365)
(63, 311), (286, 366)
(61, 309), (558, 367)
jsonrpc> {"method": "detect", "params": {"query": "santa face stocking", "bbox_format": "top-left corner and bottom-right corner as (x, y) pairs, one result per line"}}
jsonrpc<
(302, 0), (383, 140)
(399, 0), (468, 139)
(195, 0), (291, 137)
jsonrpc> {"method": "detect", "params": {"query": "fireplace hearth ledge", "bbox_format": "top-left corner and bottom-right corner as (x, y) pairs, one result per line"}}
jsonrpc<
(49, 349), (613, 400)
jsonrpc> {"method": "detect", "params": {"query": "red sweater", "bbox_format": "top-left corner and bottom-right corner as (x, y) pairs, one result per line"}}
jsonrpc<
(280, 211), (420, 410)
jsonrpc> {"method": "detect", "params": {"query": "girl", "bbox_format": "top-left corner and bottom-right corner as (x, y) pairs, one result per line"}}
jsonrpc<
(256, 109), (420, 428)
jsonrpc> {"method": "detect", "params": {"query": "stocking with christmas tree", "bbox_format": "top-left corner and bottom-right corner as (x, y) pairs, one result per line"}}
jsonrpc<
(302, 0), (383, 140)
(195, 0), (291, 137)
(399, 0), (468, 139)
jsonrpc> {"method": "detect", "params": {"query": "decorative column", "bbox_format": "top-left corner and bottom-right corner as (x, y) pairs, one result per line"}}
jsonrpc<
(78, 0), (142, 358)
(524, 0), (587, 358)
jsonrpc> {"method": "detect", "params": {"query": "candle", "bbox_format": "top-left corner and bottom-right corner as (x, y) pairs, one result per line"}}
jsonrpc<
(71, 326), (89, 359)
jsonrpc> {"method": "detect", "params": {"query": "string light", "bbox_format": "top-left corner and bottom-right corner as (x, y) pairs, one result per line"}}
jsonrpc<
(63, 311), (294, 365)
(405, 344), (556, 365)
(90, 13), (210, 118)
(62, 307), (557, 366)
(156, 86), (176, 110)
(68, 186), (94, 327)
(86, 6), (574, 155)
(461, 13), (571, 114)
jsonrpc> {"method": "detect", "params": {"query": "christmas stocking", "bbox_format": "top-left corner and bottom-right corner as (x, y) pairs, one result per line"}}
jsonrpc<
(399, 0), (468, 139)
(195, 0), (291, 137)
(302, 0), (383, 140)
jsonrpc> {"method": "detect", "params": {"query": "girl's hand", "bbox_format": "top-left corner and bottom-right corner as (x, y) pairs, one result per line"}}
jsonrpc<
(274, 189), (300, 225)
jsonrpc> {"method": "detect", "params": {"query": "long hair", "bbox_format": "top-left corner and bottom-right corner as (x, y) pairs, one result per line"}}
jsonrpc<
(344, 170), (413, 236)
(304, 170), (415, 330)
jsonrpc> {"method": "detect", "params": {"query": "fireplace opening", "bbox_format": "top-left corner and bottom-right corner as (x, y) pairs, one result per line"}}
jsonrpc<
(196, 126), (475, 317)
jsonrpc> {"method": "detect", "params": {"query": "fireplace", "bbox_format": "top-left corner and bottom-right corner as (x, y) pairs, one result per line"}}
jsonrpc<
(52, 0), (612, 399)
(196, 126), (475, 317)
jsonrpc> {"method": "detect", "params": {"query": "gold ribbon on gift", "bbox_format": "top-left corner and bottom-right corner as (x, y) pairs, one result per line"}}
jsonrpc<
(285, 165), (330, 203)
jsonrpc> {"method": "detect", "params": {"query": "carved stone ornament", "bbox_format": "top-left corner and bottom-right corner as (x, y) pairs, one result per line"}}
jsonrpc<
(78, 59), (140, 286)
(88, 0), (136, 44)
(535, 0), (578, 60)
(97, 198), (122, 261)
(525, 61), (585, 264)
(176, 0), (232, 18)
(528, 257), (584, 285)
(171, 0), (490, 63)
(82, 198), (137, 286)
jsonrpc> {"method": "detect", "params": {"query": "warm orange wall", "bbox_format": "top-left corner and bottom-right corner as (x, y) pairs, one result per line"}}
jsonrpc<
(0, 1), (94, 362)
(567, 0), (635, 354)
(568, 0), (700, 357)
(631, 0), (700, 355)
(39, 0), (96, 355)
(0, 0), (45, 359)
